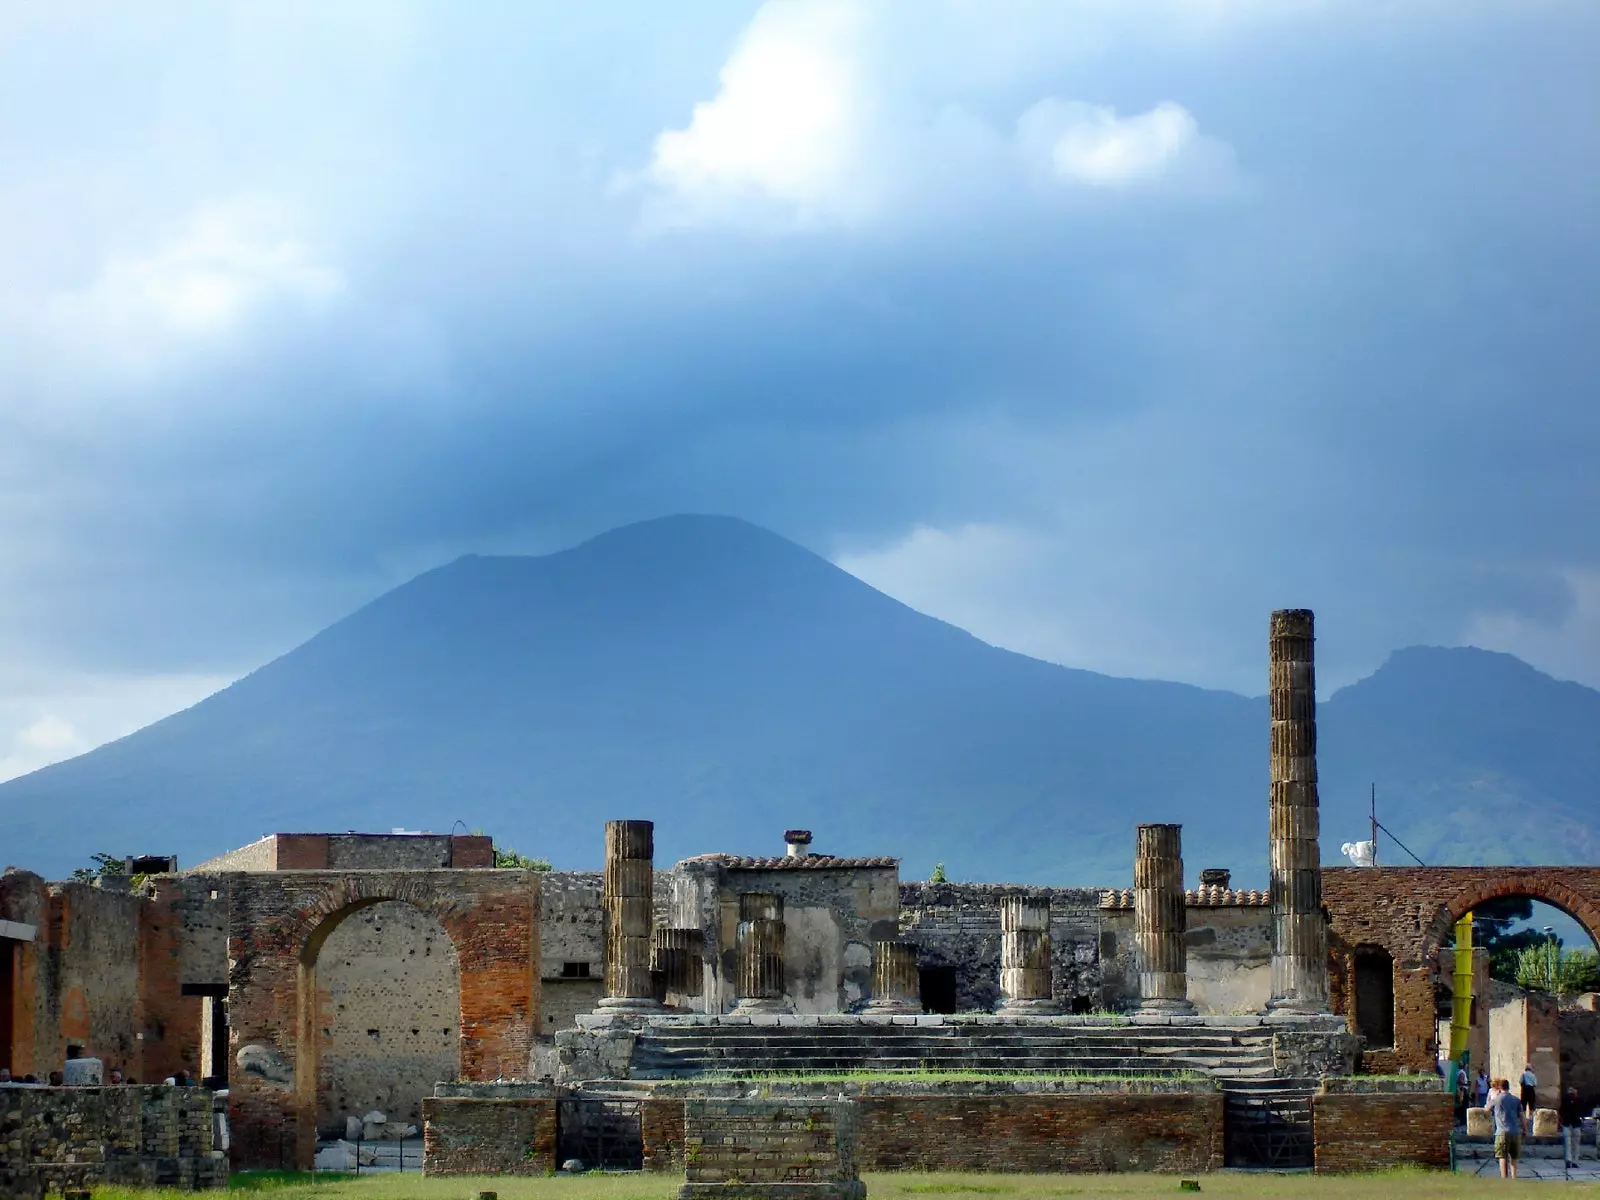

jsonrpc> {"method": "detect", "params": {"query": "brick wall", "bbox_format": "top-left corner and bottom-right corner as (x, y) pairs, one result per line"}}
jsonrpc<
(1324, 866), (1600, 1072)
(0, 1085), (224, 1197)
(1311, 1091), (1453, 1174)
(225, 869), (539, 1170)
(644, 1090), (1222, 1175)
(682, 1098), (859, 1190)
(420, 1096), (556, 1175)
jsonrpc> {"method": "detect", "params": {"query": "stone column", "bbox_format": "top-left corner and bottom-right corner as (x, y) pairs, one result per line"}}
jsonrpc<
(998, 893), (1059, 1015)
(866, 942), (922, 1014)
(733, 892), (790, 1014)
(598, 819), (662, 1012)
(1135, 823), (1194, 1011)
(651, 926), (704, 1007)
(1268, 609), (1330, 1012)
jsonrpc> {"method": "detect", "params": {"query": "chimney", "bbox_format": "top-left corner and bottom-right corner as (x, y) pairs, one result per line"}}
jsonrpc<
(1199, 868), (1231, 889)
(784, 830), (813, 858)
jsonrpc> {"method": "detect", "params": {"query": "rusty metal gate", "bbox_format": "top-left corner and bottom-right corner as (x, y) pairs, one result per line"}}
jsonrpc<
(1224, 1087), (1314, 1169)
(557, 1095), (643, 1170)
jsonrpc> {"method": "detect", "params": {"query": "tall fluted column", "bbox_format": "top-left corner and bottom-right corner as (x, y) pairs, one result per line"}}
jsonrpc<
(1135, 823), (1194, 1011)
(598, 819), (662, 1012)
(733, 892), (790, 1014)
(998, 893), (1060, 1015)
(1268, 609), (1330, 1012)
(866, 942), (921, 1014)
(651, 926), (704, 1008)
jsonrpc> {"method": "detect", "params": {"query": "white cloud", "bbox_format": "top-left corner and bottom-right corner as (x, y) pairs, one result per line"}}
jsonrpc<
(643, 0), (871, 226)
(1018, 98), (1228, 187)
(0, 672), (231, 783)
(36, 196), (344, 380)
(639, 0), (1236, 228)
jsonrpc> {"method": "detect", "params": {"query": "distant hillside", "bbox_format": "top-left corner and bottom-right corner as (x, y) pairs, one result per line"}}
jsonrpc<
(2, 515), (1595, 882)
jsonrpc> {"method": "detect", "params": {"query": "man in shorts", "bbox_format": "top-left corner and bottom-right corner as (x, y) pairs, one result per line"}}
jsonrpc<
(1491, 1077), (1524, 1178)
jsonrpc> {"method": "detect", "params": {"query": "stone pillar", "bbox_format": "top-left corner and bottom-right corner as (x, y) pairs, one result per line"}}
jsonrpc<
(733, 892), (790, 1014)
(1268, 609), (1330, 1012)
(598, 819), (662, 1012)
(998, 893), (1059, 1015)
(866, 942), (921, 1014)
(651, 926), (704, 1007)
(1135, 823), (1194, 1012)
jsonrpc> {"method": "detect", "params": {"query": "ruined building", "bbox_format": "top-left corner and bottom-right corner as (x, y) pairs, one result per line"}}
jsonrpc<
(4, 609), (1599, 1175)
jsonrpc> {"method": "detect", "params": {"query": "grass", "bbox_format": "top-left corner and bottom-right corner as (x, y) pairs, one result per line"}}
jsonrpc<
(692, 1069), (1201, 1083)
(84, 1169), (1600, 1199)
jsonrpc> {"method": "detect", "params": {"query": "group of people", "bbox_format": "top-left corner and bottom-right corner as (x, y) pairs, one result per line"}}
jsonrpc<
(1474, 1066), (1590, 1176)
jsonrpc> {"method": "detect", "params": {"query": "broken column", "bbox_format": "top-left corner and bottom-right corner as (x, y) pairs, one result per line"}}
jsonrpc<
(866, 941), (921, 1014)
(998, 893), (1060, 1015)
(1268, 608), (1330, 1012)
(733, 892), (790, 1014)
(1135, 822), (1194, 1012)
(651, 926), (704, 1007)
(598, 819), (662, 1012)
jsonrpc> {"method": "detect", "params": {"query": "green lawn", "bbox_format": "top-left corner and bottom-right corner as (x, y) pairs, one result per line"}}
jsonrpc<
(85, 1170), (1600, 1200)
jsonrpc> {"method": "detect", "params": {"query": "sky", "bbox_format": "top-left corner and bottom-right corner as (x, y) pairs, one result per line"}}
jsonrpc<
(2, 0), (1598, 782)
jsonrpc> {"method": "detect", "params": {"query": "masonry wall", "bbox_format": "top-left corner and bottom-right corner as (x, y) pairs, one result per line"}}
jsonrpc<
(1324, 866), (1600, 1073)
(1, 872), (48, 1078)
(1560, 1006), (1600, 1110)
(1490, 984), (1561, 1100)
(1311, 1091), (1453, 1174)
(899, 883), (1103, 1012)
(49, 882), (144, 1077)
(225, 869), (539, 1171)
(0, 1085), (224, 1196)
(645, 1090), (1222, 1175)
(138, 874), (229, 1085)
(315, 900), (461, 1133)
(420, 1096), (557, 1175)
(681, 1097), (858, 1190)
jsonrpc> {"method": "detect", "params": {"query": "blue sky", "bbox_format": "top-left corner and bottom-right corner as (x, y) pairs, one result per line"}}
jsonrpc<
(2, 0), (1597, 780)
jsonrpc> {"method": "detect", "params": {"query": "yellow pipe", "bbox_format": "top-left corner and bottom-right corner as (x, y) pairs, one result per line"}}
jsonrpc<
(1450, 910), (1474, 1063)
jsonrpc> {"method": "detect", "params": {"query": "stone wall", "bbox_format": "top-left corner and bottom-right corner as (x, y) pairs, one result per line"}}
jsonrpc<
(0, 1085), (224, 1196)
(1311, 1089), (1453, 1174)
(538, 872), (605, 1032)
(191, 833), (495, 873)
(899, 883), (1102, 1012)
(420, 1095), (557, 1175)
(1562, 1006), (1600, 1110)
(315, 900), (461, 1133)
(1489, 983), (1561, 1100)
(138, 874), (229, 1085)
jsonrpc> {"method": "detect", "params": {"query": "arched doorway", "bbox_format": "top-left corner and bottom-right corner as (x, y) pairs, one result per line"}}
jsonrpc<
(297, 899), (463, 1150)
(308, 900), (462, 1136)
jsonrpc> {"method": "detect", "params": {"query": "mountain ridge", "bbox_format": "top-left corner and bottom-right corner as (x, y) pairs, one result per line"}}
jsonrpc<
(3, 514), (1595, 881)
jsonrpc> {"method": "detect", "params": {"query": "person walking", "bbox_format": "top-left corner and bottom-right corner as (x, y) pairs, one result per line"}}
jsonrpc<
(1560, 1086), (1584, 1168)
(1520, 1064), (1539, 1136)
(1490, 1078), (1524, 1179)
(1476, 1069), (1490, 1109)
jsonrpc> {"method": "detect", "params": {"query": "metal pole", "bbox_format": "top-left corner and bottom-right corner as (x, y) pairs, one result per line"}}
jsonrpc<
(1370, 784), (1378, 867)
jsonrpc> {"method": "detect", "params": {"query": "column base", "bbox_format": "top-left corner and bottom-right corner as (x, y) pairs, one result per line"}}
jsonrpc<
(996, 998), (1063, 1016)
(1264, 996), (1329, 1016)
(732, 997), (793, 1016)
(1138, 997), (1196, 1013)
(863, 999), (922, 1015)
(596, 996), (665, 1014)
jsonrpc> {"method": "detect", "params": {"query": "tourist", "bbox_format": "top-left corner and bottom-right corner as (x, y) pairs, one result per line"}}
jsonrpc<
(1455, 1068), (1472, 1123)
(1520, 1064), (1538, 1135)
(108, 1069), (124, 1085)
(1490, 1077), (1523, 1179)
(0, 1068), (11, 1084)
(1476, 1069), (1490, 1108)
(47, 1070), (63, 1086)
(1561, 1086), (1584, 1167)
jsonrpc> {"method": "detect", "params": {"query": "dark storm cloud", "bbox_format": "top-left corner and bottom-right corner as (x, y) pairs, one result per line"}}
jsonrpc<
(2, 0), (1598, 768)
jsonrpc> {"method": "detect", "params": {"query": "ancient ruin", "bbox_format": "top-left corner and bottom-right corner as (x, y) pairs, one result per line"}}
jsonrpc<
(4, 607), (1599, 1185)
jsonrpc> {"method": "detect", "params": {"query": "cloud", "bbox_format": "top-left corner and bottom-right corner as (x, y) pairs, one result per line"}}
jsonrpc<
(1018, 98), (1233, 188)
(643, 0), (871, 226)
(1463, 570), (1600, 688)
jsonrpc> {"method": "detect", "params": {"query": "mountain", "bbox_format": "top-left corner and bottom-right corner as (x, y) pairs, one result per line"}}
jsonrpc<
(3, 515), (1596, 883)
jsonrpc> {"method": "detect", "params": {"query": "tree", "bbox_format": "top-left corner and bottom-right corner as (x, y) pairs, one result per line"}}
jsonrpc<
(493, 846), (553, 871)
(71, 852), (128, 882)
(929, 862), (948, 883)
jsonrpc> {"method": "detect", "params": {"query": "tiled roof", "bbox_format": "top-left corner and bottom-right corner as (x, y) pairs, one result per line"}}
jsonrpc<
(1099, 886), (1270, 910)
(682, 853), (899, 870)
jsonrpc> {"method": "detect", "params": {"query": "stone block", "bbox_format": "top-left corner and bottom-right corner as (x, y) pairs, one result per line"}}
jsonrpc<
(1533, 1108), (1560, 1137)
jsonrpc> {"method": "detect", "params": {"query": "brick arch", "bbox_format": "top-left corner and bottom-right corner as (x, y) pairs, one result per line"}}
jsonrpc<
(1420, 875), (1600, 962)
(226, 869), (538, 1170)
(1323, 866), (1600, 1074)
